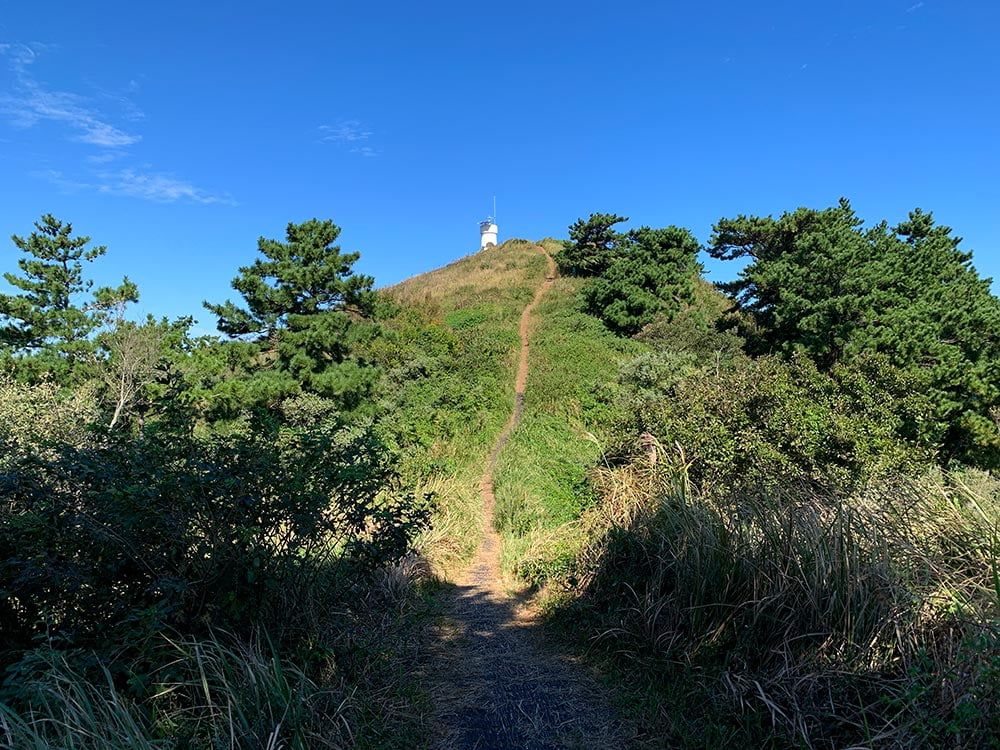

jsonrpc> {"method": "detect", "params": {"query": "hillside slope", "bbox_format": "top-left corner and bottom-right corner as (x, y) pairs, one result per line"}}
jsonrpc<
(378, 240), (550, 571)
(381, 238), (644, 578)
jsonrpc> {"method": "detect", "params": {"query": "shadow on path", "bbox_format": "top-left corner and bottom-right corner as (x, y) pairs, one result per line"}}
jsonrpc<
(427, 575), (628, 750)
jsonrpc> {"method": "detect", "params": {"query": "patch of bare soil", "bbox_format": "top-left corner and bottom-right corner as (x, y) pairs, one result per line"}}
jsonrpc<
(424, 247), (632, 749)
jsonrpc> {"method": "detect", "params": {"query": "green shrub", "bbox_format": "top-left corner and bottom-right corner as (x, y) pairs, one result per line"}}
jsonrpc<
(0, 400), (430, 697)
(617, 352), (936, 488)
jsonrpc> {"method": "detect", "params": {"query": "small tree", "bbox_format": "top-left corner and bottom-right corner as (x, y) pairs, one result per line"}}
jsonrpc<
(582, 226), (701, 335)
(100, 311), (191, 430)
(558, 213), (629, 276)
(204, 219), (379, 413)
(0, 215), (137, 382)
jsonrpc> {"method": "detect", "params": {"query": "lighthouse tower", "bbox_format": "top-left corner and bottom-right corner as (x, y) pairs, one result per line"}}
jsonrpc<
(479, 218), (498, 249)
(479, 197), (498, 249)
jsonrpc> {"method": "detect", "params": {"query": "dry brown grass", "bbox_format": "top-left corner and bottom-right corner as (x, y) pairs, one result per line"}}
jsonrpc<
(385, 239), (547, 317)
(548, 439), (1000, 748)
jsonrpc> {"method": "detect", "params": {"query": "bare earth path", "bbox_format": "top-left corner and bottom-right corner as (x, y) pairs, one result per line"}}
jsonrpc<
(426, 247), (630, 749)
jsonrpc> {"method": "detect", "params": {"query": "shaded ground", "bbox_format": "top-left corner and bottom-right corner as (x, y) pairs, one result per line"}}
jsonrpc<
(424, 247), (632, 749)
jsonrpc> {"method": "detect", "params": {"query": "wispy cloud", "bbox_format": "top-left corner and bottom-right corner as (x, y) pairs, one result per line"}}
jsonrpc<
(32, 167), (236, 206)
(100, 169), (236, 205)
(906, 1), (925, 11)
(0, 43), (141, 147)
(319, 120), (372, 143)
(1, 42), (233, 206)
(86, 150), (125, 165)
(318, 119), (381, 156)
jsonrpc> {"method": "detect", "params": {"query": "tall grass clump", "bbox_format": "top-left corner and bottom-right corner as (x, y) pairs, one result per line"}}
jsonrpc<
(0, 633), (353, 749)
(559, 447), (1000, 748)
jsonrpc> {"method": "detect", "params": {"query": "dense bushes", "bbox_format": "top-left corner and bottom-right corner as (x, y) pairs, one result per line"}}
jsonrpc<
(0, 215), (437, 747)
(710, 200), (1000, 469)
(617, 352), (936, 489)
(0, 375), (432, 747)
(0, 378), (431, 691)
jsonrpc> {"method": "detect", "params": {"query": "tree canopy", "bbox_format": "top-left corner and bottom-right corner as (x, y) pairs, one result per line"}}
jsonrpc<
(560, 214), (702, 335)
(559, 213), (629, 277)
(708, 199), (1000, 468)
(582, 226), (701, 335)
(203, 218), (379, 412)
(0, 214), (137, 382)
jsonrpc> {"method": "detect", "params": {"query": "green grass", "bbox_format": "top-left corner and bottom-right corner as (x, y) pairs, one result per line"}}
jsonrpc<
(490, 239), (647, 581)
(378, 239), (550, 574)
(381, 235), (649, 582)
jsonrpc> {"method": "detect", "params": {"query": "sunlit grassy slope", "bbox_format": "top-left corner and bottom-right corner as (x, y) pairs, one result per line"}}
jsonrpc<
(383, 238), (646, 579)
(492, 239), (646, 579)
(380, 239), (549, 573)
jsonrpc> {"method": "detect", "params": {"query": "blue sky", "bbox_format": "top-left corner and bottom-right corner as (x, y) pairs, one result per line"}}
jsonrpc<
(1, 0), (997, 332)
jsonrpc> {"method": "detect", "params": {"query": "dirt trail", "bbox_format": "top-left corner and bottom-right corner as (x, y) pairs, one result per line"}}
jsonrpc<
(427, 247), (629, 749)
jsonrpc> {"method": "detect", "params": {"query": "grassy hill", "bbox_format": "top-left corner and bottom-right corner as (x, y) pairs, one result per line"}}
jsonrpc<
(379, 238), (645, 580)
(377, 239), (552, 572)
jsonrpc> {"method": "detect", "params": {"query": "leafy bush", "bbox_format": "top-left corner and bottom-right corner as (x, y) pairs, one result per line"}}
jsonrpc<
(0, 375), (99, 461)
(0, 394), (431, 696)
(616, 352), (936, 488)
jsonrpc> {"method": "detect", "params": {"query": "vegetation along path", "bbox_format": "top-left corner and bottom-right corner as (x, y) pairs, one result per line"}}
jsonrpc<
(426, 246), (630, 749)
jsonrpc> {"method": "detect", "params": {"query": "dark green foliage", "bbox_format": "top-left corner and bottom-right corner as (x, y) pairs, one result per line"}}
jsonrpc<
(0, 389), (430, 694)
(204, 218), (380, 413)
(618, 352), (935, 488)
(635, 302), (745, 367)
(581, 226), (701, 335)
(0, 215), (137, 382)
(558, 212), (628, 276)
(709, 199), (868, 366)
(709, 199), (1000, 469)
(560, 214), (701, 335)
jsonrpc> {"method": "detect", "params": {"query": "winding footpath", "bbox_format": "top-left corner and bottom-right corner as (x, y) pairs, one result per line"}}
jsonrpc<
(427, 246), (629, 750)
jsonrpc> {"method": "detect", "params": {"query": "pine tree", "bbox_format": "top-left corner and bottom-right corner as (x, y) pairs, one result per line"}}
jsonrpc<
(708, 200), (1000, 468)
(0, 214), (138, 382)
(582, 226), (701, 335)
(558, 213), (629, 276)
(204, 218), (379, 412)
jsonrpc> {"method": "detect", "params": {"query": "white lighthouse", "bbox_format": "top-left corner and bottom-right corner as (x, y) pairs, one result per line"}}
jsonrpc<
(479, 218), (498, 249)
(479, 196), (498, 249)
